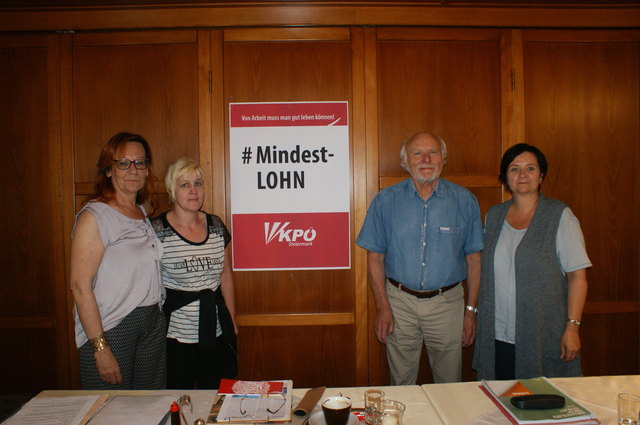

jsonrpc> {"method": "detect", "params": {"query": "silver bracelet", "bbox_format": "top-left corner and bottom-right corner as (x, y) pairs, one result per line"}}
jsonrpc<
(567, 318), (582, 326)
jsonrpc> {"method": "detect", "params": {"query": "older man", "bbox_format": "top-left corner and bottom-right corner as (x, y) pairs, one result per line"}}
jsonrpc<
(356, 132), (483, 384)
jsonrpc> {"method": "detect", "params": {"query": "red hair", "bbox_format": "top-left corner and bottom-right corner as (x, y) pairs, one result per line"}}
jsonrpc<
(91, 132), (157, 211)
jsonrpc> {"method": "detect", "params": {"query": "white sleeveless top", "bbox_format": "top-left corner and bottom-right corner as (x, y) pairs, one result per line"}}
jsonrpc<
(73, 201), (164, 348)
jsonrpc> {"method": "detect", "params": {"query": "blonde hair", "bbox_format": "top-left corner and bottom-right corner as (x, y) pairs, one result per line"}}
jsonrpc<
(164, 157), (204, 203)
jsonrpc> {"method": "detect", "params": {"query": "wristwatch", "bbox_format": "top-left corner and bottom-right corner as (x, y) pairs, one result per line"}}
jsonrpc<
(466, 305), (478, 314)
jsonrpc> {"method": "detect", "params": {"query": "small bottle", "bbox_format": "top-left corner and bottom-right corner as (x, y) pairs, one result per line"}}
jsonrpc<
(170, 401), (180, 425)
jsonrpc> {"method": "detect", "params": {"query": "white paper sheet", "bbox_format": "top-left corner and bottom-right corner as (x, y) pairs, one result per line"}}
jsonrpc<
(86, 395), (178, 425)
(2, 395), (100, 425)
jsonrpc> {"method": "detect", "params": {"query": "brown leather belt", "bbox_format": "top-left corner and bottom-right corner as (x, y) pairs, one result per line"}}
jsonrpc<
(387, 278), (459, 299)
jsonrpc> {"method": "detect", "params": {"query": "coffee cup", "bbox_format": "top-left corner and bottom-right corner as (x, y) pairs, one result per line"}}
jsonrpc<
(322, 396), (352, 425)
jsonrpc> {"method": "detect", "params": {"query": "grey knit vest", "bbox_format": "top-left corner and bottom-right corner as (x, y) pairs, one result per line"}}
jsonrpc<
(473, 194), (582, 379)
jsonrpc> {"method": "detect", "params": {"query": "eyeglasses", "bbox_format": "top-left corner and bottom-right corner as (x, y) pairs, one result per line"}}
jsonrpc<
(113, 158), (150, 170)
(235, 394), (287, 420)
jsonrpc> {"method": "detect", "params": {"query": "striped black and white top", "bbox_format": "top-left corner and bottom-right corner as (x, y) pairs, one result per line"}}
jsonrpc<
(152, 211), (231, 344)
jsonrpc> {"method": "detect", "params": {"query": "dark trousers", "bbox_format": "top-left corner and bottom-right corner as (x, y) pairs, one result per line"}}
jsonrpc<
(166, 337), (237, 389)
(79, 305), (166, 390)
(495, 340), (516, 380)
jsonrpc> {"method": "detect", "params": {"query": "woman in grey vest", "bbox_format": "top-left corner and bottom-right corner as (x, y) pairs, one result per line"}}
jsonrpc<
(472, 143), (591, 379)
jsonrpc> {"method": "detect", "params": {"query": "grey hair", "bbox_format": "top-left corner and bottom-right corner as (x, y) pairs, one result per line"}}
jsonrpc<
(399, 132), (448, 172)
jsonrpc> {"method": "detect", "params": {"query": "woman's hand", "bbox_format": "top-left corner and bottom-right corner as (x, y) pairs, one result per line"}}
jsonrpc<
(94, 347), (123, 384)
(562, 269), (587, 362)
(560, 326), (581, 361)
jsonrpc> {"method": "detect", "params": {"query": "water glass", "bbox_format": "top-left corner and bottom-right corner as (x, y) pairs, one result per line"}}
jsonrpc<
(364, 389), (385, 425)
(618, 393), (640, 425)
(379, 399), (405, 425)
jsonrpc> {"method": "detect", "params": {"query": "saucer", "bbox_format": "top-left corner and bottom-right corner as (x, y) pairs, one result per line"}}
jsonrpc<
(308, 411), (359, 425)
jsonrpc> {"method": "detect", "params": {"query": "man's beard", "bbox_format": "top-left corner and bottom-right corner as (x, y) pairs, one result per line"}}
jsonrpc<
(410, 166), (440, 184)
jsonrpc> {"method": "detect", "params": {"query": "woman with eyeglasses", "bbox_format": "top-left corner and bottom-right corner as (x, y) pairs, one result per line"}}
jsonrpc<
(70, 132), (166, 389)
(151, 157), (238, 389)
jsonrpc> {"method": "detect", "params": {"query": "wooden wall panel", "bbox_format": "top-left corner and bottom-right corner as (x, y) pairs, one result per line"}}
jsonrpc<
(1, 19), (639, 395)
(71, 30), (201, 205)
(0, 41), (52, 317)
(0, 34), (71, 392)
(0, 329), (58, 393)
(522, 30), (640, 375)
(66, 30), (204, 387)
(376, 29), (502, 179)
(373, 28), (504, 384)
(2, 3), (639, 32)
(223, 33), (359, 386)
(237, 326), (356, 387)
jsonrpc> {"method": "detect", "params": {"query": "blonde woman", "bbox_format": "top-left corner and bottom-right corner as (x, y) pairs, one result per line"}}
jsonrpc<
(152, 158), (237, 389)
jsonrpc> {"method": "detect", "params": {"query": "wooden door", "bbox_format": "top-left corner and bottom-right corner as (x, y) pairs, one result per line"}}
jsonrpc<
(222, 28), (365, 387)
(369, 27), (505, 384)
(70, 30), (205, 214)
(0, 34), (70, 392)
(66, 29), (205, 385)
(521, 29), (640, 375)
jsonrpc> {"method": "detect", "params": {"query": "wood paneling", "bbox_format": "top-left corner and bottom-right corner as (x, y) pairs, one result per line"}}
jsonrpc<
(522, 30), (640, 375)
(71, 30), (201, 207)
(1, 3), (638, 32)
(376, 28), (502, 179)
(0, 34), (71, 392)
(350, 27), (370, 386)
(0, 15), (639, 394)
(0, 329), (59, 393)
(237, 326), (356, 388)
(66, 30), (203, 387)
(373, 27), (504, 384)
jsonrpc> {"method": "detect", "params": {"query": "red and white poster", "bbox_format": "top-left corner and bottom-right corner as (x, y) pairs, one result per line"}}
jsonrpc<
(230, 102), (350, 270)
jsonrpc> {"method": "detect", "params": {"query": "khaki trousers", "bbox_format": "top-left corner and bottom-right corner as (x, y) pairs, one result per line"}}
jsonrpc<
(385, 281), (464, 384)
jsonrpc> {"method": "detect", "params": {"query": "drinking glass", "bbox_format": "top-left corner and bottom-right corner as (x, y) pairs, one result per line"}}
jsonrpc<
(379, 399), (405, 425)
(364, 389), (385, 425)
(618, 393), (640, 425)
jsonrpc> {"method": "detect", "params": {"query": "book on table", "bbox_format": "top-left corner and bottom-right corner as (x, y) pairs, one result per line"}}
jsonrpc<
(480, 376), (600, 425)
(209, 379), (293, 423)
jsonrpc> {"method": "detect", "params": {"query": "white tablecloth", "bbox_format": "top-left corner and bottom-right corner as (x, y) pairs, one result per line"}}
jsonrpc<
(422, 375), (640, 425)
(35, 375), (640, 425)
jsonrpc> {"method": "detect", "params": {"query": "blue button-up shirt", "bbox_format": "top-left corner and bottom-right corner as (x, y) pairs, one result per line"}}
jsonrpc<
(356, 178), (483, 290)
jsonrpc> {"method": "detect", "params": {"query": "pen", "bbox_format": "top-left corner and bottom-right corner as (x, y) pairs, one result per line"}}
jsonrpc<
(157, 409), (171, 425)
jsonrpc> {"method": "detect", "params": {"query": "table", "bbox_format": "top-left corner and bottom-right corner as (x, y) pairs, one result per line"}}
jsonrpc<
(37, 386), (434, 425)
(315, 386), (440, 425)
(422, 375), (640, 424)
(32, 375), (639, 425)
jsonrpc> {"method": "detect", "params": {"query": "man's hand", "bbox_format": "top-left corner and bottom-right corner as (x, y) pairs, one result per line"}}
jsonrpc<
(375, 308), (395, 344)
(94, 347), (123, 385)
(462, 310), (476, 347)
